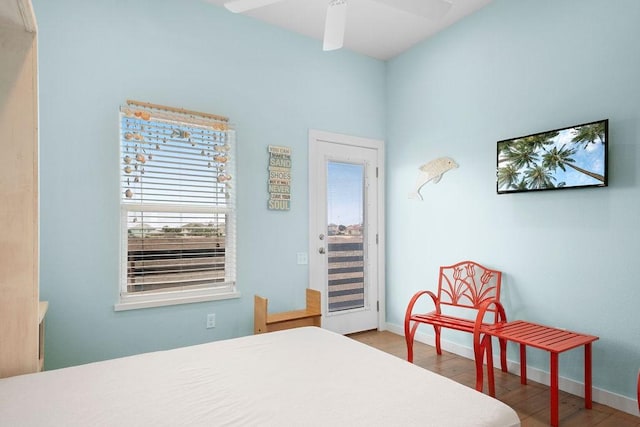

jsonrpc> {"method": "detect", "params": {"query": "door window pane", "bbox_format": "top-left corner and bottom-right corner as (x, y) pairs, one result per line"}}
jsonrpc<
(326, 162), (365, 312)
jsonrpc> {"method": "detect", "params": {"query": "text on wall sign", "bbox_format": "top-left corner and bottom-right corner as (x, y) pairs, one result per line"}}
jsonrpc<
(268, 145), (291, 210)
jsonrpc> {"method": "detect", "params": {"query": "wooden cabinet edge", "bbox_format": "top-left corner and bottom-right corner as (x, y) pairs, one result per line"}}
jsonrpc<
(38, 301), (48, 371)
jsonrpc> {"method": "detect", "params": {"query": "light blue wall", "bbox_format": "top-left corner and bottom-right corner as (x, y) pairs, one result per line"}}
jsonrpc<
(386, 0), (640, 399)
(33, 0), (385, 369)
(34, 0), (640, 403)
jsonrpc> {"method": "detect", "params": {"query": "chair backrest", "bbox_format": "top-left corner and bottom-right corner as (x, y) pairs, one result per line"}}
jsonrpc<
(437, 261), (502, 311)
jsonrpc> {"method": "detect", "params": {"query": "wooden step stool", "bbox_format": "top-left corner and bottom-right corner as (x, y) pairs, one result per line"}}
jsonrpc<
(254, 289), (321, 334)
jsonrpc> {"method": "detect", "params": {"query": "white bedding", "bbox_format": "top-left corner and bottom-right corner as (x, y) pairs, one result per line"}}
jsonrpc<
(0, 327), (519, 426)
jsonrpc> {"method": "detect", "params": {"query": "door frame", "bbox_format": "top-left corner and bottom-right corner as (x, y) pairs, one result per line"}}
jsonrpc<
(308, 129), (386, 332)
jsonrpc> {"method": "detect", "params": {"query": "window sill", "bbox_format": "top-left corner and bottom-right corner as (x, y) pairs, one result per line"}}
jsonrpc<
(114, 289), (241, 311)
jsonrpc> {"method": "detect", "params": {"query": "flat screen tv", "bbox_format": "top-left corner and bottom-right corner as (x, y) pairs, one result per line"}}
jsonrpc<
(497, 119), (608, 194)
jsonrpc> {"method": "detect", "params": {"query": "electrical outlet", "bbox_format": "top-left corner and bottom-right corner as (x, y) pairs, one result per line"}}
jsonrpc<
(297, 252), (308, 265)
(206, 313), (216, 329)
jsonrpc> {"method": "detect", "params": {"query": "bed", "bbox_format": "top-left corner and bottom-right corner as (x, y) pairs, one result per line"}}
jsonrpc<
(0, 327), (520, 426)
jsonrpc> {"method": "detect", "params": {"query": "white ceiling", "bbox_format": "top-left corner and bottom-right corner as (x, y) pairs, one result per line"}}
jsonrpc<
(205, 0), (492, 60)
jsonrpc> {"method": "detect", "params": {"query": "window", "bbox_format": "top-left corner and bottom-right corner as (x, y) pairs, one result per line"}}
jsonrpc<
(115, 100), (238, 311)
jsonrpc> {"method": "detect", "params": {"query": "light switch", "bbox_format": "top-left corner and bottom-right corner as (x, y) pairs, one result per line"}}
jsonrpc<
(297, 252), (308, 265)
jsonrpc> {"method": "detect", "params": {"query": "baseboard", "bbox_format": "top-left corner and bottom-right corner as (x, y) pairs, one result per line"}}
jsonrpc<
(383, 322), (639, 417)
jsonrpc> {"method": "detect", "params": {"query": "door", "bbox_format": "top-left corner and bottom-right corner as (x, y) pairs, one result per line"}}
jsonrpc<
(309, 130), (384, 335)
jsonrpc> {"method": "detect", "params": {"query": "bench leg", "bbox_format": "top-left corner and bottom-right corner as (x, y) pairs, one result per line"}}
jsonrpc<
(474, 334), (486, 392)
(585, 343), (593, 409)
(434, 325), (442, 355)
(405, 321), (419, 363)
(486, 335), (495, 397)
(520, 343), (527, 385)
(499, 338), (507, 372)
(550, 352), (559, 427)
(474, 333), (495, 395)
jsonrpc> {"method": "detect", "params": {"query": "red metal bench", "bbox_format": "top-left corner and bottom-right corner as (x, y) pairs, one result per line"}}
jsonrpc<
(404, 260), (507, 372)
(473, 300), (599, 427)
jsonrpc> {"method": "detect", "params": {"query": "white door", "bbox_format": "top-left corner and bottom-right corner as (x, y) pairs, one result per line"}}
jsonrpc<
(309, 130), (384, 335)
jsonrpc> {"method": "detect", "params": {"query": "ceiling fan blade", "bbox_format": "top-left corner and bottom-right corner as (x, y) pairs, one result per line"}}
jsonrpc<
(323, 0), (348, 51)
(223, 0), (284, 13)
(373, 0), (452, 19)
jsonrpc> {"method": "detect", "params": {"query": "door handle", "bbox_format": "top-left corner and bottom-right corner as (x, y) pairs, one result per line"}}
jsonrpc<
(319, 233), (325, 240)
(318, 247), (325, 254)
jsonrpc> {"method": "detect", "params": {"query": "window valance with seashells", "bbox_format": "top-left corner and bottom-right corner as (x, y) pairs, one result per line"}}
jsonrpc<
(120, 100), (233, 205)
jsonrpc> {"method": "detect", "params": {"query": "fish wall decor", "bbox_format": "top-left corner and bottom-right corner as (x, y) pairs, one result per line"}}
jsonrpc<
(409, 157), (458, 200)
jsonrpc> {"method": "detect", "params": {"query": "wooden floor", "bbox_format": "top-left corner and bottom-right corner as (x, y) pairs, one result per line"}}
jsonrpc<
(348, 330), (640, 427)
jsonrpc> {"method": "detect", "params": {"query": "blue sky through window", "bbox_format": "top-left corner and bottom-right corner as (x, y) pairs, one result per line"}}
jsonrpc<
(327, 162), (364, 226)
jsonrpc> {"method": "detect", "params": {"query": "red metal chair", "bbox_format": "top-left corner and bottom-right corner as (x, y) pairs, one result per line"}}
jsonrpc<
(404, 260), (507, 372)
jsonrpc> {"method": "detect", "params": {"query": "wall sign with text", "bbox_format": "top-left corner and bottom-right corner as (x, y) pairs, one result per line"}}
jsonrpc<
(268, 145), (291, 210)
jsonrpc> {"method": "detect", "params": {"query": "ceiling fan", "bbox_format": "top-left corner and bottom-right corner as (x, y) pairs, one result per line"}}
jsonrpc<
(222, 0), (453, 51)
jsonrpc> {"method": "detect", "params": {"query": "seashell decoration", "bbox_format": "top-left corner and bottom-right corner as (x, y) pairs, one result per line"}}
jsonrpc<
(133, 110), (151, 120)
(121, 109), (232, 203)
(170, 129), (191, 139)
(214, 144), (231, 152)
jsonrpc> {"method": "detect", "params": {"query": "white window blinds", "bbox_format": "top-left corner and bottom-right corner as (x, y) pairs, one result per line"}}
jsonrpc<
(119, 101), (236, 302)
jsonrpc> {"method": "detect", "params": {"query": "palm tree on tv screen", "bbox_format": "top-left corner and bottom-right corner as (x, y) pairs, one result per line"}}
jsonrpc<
(524, 164), (556, 189)
(572, 121), (606, 149)
(497, 164), (519, 189)
(498, 140), (540, 169)
(542, 144), (605, 183)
